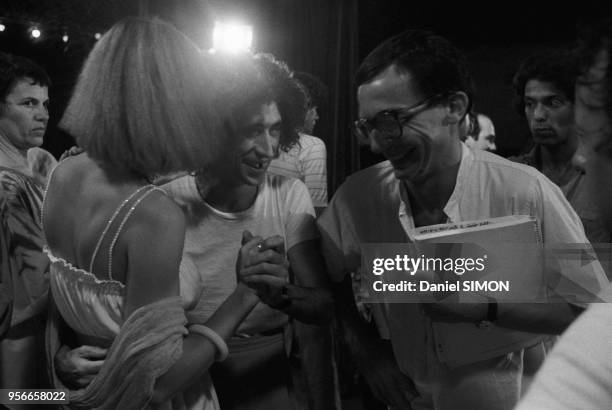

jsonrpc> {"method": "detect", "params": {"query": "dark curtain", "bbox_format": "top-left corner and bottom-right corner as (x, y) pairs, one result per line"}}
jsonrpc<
(197, 0), (361, 196)
(145, 0), (361, 196)
(264, 0), (360, 196)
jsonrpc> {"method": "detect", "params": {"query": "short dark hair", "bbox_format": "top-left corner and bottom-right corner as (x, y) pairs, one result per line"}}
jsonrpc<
(512, 49), (578, 117)
(293, 71), (329, 110)
(355, 29), (474, 111)
(219, 53), (307, 152)
(0, 52), (50, 103)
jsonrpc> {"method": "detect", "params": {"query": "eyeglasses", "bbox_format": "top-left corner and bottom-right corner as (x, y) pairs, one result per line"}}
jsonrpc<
(353, 94), (445, 142)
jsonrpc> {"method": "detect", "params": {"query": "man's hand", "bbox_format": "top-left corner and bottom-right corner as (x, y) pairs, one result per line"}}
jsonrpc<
(236, 230), (264, 277)
(411, 269), (489, 323)
(238, 231), (290, 308)
(357, 340), (418, 409)
(54, 345), (107, 388)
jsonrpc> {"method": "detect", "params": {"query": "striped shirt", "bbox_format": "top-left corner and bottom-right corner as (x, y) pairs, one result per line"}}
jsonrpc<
(268, 133), (327, 208)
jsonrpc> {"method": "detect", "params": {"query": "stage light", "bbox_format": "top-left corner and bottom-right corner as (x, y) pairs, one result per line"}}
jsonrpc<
(0, 24), (5, 32)
(62, 34), (69, 43)
(211, 21), (253, 53)
(30, 27), (41, 39)
(94, 32), (101, 40)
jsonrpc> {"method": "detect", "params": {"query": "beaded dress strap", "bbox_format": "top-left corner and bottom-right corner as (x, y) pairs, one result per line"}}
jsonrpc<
(88, 185), (154, 274)
(105, 186), (165, 281)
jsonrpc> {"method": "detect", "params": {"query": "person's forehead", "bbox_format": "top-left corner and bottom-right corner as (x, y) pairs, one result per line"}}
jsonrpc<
(244, 101), (281, 125)
(524, 79), (567, 99)
(357, 65), (422, 117)
(477, 116), (495, 135)
(7, 78), (49, 99)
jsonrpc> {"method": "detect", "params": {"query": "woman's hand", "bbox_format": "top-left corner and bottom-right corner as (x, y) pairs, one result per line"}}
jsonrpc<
(54, 345), (107, 389)
(237, 230), (290, 308)
(59, 146), (84, 161)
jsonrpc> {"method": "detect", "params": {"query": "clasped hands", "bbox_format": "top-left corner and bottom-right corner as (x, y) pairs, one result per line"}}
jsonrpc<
(237, 230), (291, 309)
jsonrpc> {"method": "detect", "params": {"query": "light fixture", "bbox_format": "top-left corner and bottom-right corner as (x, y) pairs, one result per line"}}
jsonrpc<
(94, 32), (101, 40)
(30, 27), (41, 39)
(211, 21), (253, 53)
(62, 34), (69, 43)
(0, 24), (5, 32)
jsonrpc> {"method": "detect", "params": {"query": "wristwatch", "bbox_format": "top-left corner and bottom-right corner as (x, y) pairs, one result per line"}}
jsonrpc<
(272, 285), (292, 310)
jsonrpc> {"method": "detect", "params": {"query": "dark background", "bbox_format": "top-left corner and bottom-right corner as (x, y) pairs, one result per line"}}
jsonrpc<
(1, 0), (610, 194)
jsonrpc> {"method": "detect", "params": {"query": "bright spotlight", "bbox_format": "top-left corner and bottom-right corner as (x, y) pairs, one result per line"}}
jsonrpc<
(30, 27), (41, 39)
(62, 34), (69, 43)
(94, 32), (101, 40)
(0, 24), (5, 32)
(212, 21), (253, 53)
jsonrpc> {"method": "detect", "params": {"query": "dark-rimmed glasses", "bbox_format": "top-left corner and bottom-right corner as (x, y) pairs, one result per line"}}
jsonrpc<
(353, 94), (445, 142)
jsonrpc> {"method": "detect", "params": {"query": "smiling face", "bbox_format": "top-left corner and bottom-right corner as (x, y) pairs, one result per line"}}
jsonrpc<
(0, 78), (49, 153)
(357, 65), (456, 183)
(524, 79), (574, 147)
(217, 101), (282, 188)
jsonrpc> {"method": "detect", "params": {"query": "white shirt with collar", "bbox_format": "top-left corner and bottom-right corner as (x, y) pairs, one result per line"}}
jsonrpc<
(318, 143), (608, 375)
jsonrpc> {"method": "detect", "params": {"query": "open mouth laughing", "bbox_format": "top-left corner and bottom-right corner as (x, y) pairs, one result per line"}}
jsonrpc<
(386, 145), (419, 168)
(243, 158), (269, 171)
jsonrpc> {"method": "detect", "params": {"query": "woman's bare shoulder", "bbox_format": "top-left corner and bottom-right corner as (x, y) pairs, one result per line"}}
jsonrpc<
(122, 188), (186, 256)
(47, 154), (93, 194)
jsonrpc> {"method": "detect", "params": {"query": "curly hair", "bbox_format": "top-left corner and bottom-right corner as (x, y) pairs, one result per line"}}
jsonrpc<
(293, 71), (329, 110)
(512, 49), (578, 117)
(355, 29), (475, 113)
(214, 53), (307, 153)
(253, 53), (307, 151)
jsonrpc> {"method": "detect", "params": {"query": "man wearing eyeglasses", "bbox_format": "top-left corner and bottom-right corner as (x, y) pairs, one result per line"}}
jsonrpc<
(318, 30), (608, 410)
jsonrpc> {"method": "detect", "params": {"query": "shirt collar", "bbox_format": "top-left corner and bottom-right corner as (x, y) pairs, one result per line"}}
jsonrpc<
(398, 142), (471, 236)
(443, 142), (471, 222)
(0, 133), (31, 176)
(527, 144), (586, 175)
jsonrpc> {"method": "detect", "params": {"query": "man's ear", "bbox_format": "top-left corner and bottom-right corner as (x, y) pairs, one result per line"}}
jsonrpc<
(443, 91), (469, 125)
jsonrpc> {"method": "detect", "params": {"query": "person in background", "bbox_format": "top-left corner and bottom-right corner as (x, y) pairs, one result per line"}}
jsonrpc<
(0, 51), (51, 396)
(510, 49), (610, 244)
(516, 18), (612, 410)
(464, 112), (497, 152)
(268, 70), (328, 214)
(293, 71), (328, 137)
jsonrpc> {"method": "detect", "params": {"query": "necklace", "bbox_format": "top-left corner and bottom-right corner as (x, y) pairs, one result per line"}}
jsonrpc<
(106, 186), (161, 281)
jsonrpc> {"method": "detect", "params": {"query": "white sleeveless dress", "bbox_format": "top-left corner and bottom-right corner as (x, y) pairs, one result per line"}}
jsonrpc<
(44, 184), (218, 410)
